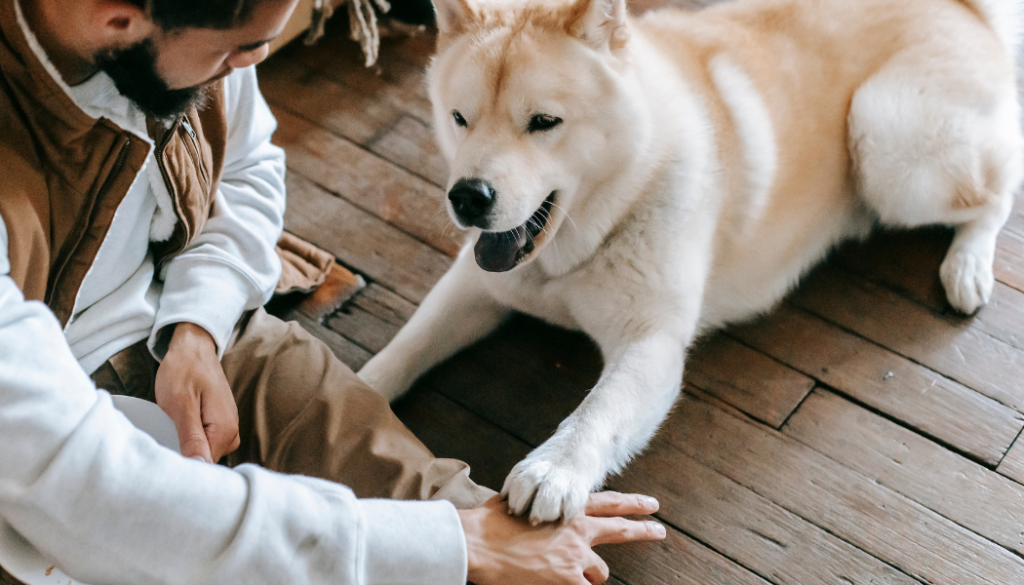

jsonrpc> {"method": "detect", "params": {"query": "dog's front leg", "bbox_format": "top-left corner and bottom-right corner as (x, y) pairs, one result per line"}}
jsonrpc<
(358, 250), (509, 402)
(502, 327), (688, 524)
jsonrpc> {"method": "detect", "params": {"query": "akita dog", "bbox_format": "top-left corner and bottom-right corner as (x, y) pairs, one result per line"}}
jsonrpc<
(358, 0), (1024, 523)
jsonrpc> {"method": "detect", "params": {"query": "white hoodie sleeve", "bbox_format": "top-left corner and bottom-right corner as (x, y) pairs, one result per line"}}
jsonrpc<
(0, 220), (469, 585)
(150, 65), (286, 357)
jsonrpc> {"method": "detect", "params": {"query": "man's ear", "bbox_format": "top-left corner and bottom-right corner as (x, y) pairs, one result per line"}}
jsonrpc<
(91, 0), (154, 48)
(567, 0), (629, 50)
(433, 0), (475, 34)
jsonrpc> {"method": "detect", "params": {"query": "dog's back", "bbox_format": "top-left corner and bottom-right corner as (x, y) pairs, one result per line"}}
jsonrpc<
(627, 0), (1021, 325)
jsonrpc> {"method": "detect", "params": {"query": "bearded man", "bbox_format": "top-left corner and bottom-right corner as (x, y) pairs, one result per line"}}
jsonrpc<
(0, 1), (663, 584)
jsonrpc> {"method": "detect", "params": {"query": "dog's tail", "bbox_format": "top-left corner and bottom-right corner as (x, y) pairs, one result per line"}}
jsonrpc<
(958, 0), (1023, 59)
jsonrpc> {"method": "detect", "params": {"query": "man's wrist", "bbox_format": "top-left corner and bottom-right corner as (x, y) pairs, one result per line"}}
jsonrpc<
(167, 322), (218, 355)
(458, 506), (489, 583)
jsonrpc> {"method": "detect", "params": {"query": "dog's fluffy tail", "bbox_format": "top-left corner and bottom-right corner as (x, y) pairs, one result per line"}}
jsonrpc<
(958, 0), (1023, 58)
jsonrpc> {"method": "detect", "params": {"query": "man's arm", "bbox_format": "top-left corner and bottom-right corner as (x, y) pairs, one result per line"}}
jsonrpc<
(149, 65), (285, 461)
(0, 217), (472, 585)
(151, 65), (286, 358)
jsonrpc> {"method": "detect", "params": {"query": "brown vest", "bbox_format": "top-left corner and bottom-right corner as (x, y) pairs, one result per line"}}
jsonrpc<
(0, 0), (227, 327)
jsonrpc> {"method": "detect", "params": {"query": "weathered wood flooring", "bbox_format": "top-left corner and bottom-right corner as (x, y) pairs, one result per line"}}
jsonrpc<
(261, 3), (1024, 583)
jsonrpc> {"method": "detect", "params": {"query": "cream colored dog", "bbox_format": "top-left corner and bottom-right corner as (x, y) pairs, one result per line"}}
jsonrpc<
(359, 0), (1023, 523)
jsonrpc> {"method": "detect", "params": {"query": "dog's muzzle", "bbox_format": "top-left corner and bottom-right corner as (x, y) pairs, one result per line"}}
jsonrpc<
(474, 192), (555, 272)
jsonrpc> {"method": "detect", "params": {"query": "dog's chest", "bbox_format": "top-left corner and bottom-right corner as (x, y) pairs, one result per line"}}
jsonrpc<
(485, 270), (581, 331)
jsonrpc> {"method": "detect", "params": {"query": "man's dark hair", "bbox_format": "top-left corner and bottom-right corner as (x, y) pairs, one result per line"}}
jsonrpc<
(126, 0), (269, 30)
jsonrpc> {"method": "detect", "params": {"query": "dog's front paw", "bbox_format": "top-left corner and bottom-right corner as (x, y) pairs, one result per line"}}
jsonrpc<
(940, 249), (994, 315)
(501, 456), (595, 524)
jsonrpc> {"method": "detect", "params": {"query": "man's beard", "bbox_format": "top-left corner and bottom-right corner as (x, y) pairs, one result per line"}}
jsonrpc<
(95, 38), (209, 124)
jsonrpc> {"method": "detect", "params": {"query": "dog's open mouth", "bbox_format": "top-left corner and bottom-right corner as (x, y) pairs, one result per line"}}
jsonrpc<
(474, 193), (555, 272)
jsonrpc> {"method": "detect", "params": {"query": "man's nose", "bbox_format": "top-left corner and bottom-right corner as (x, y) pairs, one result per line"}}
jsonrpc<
(448, 178), (496, 228)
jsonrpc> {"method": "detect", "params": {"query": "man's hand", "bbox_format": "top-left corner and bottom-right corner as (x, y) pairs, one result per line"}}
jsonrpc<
(155, 322), (240, 463)
(459, 492), (665, 585)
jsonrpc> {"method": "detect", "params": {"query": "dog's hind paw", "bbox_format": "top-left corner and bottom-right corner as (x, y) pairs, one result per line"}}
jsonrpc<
(940, 248), (994, 315)
(501, 457), (593, 525)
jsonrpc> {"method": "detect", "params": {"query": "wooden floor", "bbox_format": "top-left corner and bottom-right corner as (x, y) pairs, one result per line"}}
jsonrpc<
(260, 4), (1024, 584)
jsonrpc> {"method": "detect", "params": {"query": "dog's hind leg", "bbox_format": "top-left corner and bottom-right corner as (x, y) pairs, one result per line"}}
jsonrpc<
(358, 250), (509, 402)
(848, 37), (1023, 314)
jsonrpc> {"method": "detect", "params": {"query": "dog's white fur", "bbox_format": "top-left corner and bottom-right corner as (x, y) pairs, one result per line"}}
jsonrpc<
(359, 0), (1024, 523)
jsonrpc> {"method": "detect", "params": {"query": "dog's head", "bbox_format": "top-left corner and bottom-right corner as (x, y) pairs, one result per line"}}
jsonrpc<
(427, 0), (636, 272)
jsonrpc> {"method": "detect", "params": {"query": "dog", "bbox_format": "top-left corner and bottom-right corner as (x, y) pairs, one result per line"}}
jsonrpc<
(358, 0), (1024, 523)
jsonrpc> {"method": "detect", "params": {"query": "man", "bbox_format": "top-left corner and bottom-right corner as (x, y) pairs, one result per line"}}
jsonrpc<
(0, 0), (665, 584)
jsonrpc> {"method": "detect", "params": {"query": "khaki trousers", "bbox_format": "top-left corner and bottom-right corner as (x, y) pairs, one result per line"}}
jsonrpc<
(90, 308), (494, 507)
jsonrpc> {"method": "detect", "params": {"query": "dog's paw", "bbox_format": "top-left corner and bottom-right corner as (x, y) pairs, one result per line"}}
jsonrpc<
(940, 249), (994, 315)
(501, 456), (593, 525)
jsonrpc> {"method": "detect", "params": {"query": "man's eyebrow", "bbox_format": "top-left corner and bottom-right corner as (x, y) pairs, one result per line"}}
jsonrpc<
(237, 36), (277, 52)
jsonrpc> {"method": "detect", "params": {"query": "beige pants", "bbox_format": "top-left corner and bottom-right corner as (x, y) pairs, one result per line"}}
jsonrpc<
(90, 308), (494, 507)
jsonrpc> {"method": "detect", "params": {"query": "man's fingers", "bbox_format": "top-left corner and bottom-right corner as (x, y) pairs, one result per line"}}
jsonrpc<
(164, 399), (213, 463)
(585, 492), (659, 517)
(202, 389), (241, 462)
(582, 553), (610, 584)
(590, 517), (667, 546)
(205, 424), (240, 463)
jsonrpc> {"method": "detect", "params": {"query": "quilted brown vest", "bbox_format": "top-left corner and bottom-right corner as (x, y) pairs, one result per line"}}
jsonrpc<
(0, 0), (227, 327)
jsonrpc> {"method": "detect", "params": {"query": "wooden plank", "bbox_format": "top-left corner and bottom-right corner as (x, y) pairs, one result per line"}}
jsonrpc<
(599, 527), (773, 585)
(420, 314), (602, 446)
(282, 172), (452, 303)
(290, 311), (373, 371)
(685, 333), (815, 428)
(785, 390), (1024, 555)
(275, 19), (433, 123)
(728, 305), (1023, 465)
(972, 282), (1024, 351)
(266, 0), (346, 55)
(272, 106), (461, 257)
(294, 262), (365, 322)
(998, 436), (1024, 485)
(260, 57), (404, 146)
(260, 58), (450, 190)
(656, 396), (1024, 585)
(384, 31), (439, 70)
(366, 115), (448, 188)
(628, 0), (719, 14)
(325, 283), (416, 353)
(791, 266), (1024, 411)
(835, 224), (1024, 309)
(326, 289), (813, 430)
(995, 229), (1024, 293)
(392, 388), (531, 492)
(1007, 203), (1024, 237)
(835, 227), (952, 312)
(611, 440), (922, 585)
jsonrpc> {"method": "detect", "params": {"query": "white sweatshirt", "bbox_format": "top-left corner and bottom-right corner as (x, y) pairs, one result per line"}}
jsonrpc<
(0, 6), (468, 585)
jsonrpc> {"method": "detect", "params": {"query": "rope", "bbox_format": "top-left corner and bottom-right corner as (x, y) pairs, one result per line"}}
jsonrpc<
(306, 0), (393, 68)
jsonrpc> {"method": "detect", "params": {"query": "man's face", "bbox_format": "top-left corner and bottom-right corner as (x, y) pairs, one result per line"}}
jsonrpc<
(96, 0), (298, 121)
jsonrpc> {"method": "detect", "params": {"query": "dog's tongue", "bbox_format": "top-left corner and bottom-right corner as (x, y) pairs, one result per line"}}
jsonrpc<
(475, 225), (529, 272)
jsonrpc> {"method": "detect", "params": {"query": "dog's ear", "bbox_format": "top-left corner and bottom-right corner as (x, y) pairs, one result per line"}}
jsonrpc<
(433, 0), (476, 34)
(567, 0), (629, 50)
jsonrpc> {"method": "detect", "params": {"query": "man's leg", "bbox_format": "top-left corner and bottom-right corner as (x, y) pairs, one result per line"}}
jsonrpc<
(220, 308), (494, 508)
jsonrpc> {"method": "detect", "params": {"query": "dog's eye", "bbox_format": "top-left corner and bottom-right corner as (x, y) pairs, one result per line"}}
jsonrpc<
(528, 114), (562, 133)
(452, 110), (468, 127)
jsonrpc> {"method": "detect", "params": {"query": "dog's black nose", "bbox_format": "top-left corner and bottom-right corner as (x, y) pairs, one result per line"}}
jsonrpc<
(448, 178), (495, 227)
